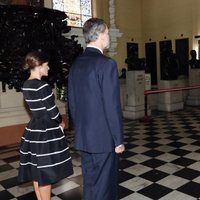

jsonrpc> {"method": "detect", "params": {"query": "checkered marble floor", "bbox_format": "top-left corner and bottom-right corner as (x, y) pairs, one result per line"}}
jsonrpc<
(0, 106), (200, 200)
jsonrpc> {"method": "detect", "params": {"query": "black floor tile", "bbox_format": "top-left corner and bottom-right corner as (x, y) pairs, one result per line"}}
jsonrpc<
(177, 181), (200, 198)
(119, 150), (136, 159)
(167, 141), (186, 148)
(118, 185), (133, 199)
(191, 140), (200, 146)
(1, 176), (19, 189)
(174, 168), (200, 180)
(140, 169), (168, 182)
(144, 142), (162, 148)
(0, 164), (13, 172)
(172, 157), (196, 167)
(138, 183), (173, 199)
(17, 191), (37, 200)
(3, 155), (20, 163)
(68, 175), (83, 186)
(58, 187), (83, 200)
(124, 143), (137, 149)
(0, 190), (14, 200)
(118, 170), (135, 183)
(141, 158), (166, 168)
(169, 149), (191, 156)
(143, 149), (163, 157)
(166, 135), (183, 141)
(119, 159), (136, 170)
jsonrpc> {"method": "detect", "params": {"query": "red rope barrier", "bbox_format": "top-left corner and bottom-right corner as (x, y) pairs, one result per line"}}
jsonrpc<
(140, 84), (200, 123)
(145, 84), (200, 95)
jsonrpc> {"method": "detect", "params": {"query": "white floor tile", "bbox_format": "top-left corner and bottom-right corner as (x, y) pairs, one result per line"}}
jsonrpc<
(157, 175), (189, 189)
(0, 169), (18, 181)
(124, 164), (152, 176)
(52, 181), (80, 195)
(8, 183), (33, 198)
(156, 153), (179, 162)
(157, 163), (184, 174)
(120, 177), (152, 192)
(127, 154), (151, 164)
(159, 190), (197, 200)
(121, 192), (152, 200)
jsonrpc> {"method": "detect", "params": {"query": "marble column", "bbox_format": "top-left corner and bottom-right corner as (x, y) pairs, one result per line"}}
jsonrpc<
(123, 71), (146, 119)
(107, 0), (123, 57)
(158, 80), (184, 112)
(186, 68), (200, 105)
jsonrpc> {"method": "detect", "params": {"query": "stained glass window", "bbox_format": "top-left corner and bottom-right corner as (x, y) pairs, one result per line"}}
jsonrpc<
(52, 0), (92, 27)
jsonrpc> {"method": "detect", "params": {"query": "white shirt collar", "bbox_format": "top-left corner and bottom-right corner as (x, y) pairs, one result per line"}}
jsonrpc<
(86, 44), (103, 54)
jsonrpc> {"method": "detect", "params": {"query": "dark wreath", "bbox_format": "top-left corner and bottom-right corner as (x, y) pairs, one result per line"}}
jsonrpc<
(0, 5), (83, 99)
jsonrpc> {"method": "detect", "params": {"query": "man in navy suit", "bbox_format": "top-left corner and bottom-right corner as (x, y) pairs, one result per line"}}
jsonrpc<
(68, 18), (125, 200)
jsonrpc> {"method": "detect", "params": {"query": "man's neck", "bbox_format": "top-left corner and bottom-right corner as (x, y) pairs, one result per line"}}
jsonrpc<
(87, 44), (103, 54)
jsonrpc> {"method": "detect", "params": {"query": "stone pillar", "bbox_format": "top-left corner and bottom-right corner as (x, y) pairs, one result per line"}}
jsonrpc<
(158, 80), (184, 112)
(107, 0), (123, 58)
(186, 68), (200, 105)
(123, 71), (145, 119)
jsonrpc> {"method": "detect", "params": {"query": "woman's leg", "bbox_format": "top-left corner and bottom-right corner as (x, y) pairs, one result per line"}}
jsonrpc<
(33, 181), (42, 200)
(33, 181), (51, 200)
(39, 184), (52, 200)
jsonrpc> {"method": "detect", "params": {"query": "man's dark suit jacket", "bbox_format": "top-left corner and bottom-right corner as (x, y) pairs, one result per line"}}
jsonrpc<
(68, 47), (123, 153)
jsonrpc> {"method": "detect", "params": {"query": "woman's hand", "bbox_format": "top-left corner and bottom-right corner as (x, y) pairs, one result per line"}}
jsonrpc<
(59, 120), (65, 129)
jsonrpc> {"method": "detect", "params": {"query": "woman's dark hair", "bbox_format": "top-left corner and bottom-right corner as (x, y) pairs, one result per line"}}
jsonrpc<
(83, 18), (107, 43)
(23, 51), (49, 70)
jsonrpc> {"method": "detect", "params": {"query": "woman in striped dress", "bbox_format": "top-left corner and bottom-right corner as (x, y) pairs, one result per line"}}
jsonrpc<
(18, 51), (73, 200)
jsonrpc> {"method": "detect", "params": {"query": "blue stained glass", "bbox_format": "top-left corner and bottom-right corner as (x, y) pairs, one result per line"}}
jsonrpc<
(53, 0), (64, 11)
(81, 0), (91, 15)
(81, 15), (90, 26)
(52, 0), (92, 27)
(64, 0), (80, 13)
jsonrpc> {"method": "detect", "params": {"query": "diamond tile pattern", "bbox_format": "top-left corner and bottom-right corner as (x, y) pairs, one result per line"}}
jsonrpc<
(0, 107), (200, 199)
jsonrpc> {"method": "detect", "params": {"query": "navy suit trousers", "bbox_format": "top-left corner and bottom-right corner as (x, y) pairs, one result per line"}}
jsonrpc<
(80, 151), (119, 200)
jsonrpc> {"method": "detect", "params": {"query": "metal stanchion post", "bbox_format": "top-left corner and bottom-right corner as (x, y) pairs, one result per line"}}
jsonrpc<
(139, 92), (153, 123)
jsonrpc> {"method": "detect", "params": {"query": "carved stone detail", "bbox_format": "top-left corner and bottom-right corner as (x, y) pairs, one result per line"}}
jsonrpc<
(108, 0), (123, 57)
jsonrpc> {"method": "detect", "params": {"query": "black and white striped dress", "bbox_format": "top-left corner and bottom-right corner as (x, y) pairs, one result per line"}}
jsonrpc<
(18, 79), (73, 186)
